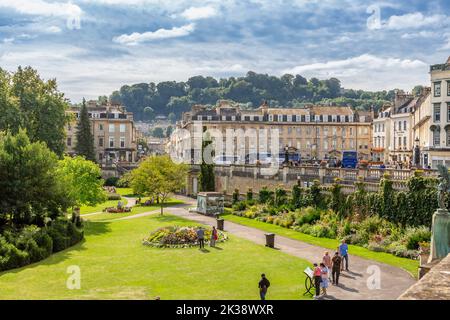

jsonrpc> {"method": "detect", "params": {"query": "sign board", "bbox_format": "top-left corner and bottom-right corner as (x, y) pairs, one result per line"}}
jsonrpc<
(304, 267), (313, 279)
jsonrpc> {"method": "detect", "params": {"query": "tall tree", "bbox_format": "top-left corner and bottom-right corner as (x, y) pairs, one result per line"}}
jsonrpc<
(74, 99), (95, 162)
(3, 66), (68, 156)
(0, 130), (66, 226)
(199, 138), (215, 192)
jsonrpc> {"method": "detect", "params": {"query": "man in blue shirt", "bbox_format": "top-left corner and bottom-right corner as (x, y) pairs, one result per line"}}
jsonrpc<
(339, 240), (349, 271)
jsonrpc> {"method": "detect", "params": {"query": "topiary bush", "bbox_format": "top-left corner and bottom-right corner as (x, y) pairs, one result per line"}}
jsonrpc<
(104, 176), (120, 186)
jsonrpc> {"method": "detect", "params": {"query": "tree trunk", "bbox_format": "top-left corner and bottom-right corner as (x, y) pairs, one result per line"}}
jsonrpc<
(160, 204), (163, 215)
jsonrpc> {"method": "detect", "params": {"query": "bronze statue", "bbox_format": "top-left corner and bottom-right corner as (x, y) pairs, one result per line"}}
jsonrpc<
(428, 165), (450, 262)
(437, 165), (450, 209)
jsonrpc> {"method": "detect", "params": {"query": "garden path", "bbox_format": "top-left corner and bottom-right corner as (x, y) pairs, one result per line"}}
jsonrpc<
(119, 195), (417, 300)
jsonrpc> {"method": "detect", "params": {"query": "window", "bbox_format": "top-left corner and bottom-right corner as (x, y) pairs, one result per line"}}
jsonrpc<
(120, 137), (125, 148)
(398, 137), (402, 147)
(324, 140), (328, 150)
(433, 130), (440, 146)
(447, 128), (450, 147)
(99, 137), (104, 147)
(120, 124), (126, 133)
(349, 128), (353, 136)
(447, 103), (450, 122)
(99, 153), (103, 161)
(448, 81), (450, 96)
(434, 104), (441, 122)
(434, 81), (441, 97)
(288, 127), (292, 134)
(403, 121), (407, 131)
(99, 124), (103, 131)
(67, 137), (72, 146)
(109, 137), (114, 147)
(403, 136), (407, 148)
(109, 124), (115, 133)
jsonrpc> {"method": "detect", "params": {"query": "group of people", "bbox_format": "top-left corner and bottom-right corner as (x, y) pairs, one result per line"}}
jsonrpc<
(312, 240), (349, 299)
(196, 226), (218, 249)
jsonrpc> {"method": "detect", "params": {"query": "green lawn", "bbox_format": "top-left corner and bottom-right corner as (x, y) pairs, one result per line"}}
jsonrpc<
(0, 214), (311, 300)
(83, 198), (185, 222)
(221, 212), (419, 278)
(80, 199), (128, 215)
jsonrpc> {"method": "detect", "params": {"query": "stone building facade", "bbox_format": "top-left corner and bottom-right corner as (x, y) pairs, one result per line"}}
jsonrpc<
(65, 101), (139, 167)
(172, 101), (373, 164)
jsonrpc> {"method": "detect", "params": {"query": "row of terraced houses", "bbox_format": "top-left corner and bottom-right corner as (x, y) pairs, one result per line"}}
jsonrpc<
(169, 57), (450, 169)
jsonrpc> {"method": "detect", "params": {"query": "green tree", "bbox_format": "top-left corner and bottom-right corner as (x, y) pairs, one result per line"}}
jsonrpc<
(56, 156), (106, 208)
(168, 112), (177, 124)
(3, 66), (69, 156)
(74, 99), (95, 162)
(130, 155), (187, 215)
(0, 130), (66, 226)
(199, 138), (215, 192)
(152, 127), (165, 138)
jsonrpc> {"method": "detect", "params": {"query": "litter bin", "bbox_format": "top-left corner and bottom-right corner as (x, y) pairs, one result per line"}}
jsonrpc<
(265, 233), (275, 248)
(217, 218), (224, 231)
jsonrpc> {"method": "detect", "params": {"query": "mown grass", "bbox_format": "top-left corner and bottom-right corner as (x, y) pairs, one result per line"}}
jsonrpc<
(0, 214), (311, 300)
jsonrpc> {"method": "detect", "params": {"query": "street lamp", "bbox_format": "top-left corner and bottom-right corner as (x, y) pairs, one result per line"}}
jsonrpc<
(284, 145), (289, 165)
(414, 137), (420, 168)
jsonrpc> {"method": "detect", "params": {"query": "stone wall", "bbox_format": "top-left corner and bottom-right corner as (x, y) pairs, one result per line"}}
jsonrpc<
(186, 164), (437, 196)
(398, 254), (450, 300)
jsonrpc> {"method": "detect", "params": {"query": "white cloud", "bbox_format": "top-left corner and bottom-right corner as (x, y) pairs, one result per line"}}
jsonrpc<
(180, 6), (217, 20)
(113, 23), (195, 45)
(3, 37), (15, 44)
(385, 12), (447, 30)
(0, 0), (82, 17)
(283, 54), (429, 90)
(401, 31), (438, 39)
(45, 26), (62, 33)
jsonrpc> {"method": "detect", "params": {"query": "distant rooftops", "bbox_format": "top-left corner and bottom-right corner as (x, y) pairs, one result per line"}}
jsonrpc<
(430, 56), (450, 72)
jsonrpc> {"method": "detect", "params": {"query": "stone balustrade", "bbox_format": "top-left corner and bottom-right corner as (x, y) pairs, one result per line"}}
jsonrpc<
(186, 164), (437, 196)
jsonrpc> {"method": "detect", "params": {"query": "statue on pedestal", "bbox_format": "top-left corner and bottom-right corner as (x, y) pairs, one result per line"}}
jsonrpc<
(428, 165), (450, 263)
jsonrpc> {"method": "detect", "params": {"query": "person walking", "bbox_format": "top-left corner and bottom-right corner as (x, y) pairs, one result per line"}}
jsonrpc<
(320, 263), (329, 296)
(196, 227), (205, 249)
(210, 226), (218, 247)
(339, 240), (349, 271)
(258, 274), (270, 300)
(313, 263), (322, 299)
(331, 251), (342, 285)
(322, 251), (332, 280)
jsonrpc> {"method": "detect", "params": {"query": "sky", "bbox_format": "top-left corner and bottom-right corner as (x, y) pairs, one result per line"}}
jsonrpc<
(0, 0), (449, 103)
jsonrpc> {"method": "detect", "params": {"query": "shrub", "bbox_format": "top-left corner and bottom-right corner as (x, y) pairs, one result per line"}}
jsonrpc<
(246, 188), (253, 201)
(402, 226), (431, 250)
(104, 176), (120, 186)
(14, 226), (53, 263)
(0, 236), (29, 271)
(107, 193), (122, 200)
(258, 187), (273, 204)
(232, 189), (240, 204)
(294, 207), (321, 226)
(232, 201), (247, 212)
(47, 219), (83, 252)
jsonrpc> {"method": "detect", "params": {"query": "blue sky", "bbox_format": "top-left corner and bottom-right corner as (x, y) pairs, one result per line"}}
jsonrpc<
(0, 0), (449, 102)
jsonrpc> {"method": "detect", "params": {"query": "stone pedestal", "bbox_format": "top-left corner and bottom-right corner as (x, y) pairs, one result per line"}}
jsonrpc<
(428, 209), (450, 263)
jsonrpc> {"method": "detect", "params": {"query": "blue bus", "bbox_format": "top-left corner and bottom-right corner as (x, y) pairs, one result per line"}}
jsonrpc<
(342, 151), (358, 169)
(276, 152), (301, 164)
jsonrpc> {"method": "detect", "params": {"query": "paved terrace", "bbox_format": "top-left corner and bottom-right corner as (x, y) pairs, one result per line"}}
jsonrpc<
(399, 254), (450, 300)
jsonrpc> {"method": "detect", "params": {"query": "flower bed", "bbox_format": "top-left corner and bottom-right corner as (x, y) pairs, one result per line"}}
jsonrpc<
(143, 226), (228, 248)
